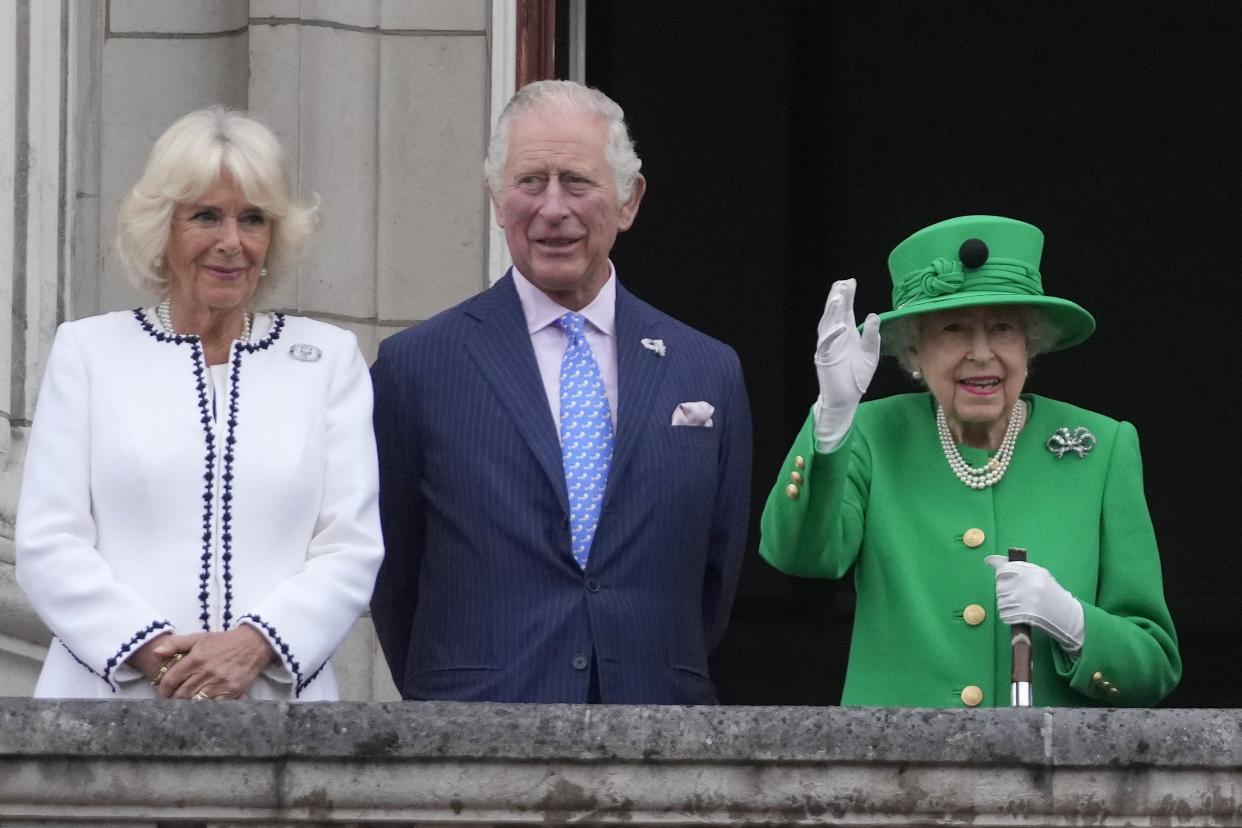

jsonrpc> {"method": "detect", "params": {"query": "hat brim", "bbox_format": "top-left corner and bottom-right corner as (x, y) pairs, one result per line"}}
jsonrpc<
(877, 293), (1095, 354)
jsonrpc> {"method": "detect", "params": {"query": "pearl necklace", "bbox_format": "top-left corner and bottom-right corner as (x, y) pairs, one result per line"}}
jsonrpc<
(156, 297), (251, 343)
(936, 399), (1026, 490)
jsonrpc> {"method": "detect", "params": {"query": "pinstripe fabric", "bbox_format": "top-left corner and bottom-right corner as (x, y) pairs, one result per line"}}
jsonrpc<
(371, 273), (752, 704)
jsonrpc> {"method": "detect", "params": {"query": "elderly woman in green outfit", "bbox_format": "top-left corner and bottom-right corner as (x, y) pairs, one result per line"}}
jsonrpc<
(760, 215), (1180, 708)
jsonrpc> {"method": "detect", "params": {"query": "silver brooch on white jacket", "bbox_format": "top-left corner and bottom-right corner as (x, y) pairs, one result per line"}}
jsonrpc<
(1046, 427), (1096, 459)
(289, 343), (322, 362)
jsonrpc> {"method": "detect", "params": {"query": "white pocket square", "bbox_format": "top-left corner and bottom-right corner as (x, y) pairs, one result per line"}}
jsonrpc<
(672, 401), (715, 427)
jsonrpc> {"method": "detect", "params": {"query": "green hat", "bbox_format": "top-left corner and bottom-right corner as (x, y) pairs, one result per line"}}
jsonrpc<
(879, 215), (1095, 352)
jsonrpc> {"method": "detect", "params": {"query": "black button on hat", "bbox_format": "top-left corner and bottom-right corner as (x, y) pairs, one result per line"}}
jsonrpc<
(959, 238), (989, 269)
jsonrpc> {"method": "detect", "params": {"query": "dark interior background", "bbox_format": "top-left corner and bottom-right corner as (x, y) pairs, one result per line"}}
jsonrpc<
(573, 0), (1240, 706)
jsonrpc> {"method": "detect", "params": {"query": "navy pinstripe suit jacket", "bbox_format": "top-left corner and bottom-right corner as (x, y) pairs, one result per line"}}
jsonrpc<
(370, 273), (752, 703)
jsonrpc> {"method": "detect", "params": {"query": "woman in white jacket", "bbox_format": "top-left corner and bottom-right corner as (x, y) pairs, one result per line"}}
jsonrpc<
(15, 107), (384, 701)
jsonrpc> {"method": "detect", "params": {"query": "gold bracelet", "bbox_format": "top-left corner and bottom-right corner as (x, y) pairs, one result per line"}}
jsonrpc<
(149, 652), (184, 687)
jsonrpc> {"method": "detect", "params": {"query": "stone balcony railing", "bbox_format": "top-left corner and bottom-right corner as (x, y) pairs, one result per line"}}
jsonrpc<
(1, 699), (1240, 826)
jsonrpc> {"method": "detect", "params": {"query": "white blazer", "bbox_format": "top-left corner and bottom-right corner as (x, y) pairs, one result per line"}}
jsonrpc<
(16, 308), (384, 700)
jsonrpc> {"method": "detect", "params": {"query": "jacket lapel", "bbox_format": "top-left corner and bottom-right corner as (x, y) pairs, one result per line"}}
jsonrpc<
(604, 284), (669, 508)
(463, 274), (569, 515)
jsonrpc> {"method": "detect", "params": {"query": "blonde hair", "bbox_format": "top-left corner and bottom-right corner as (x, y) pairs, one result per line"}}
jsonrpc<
(484, 80), (643, 205)
(116, 106), (317, 294)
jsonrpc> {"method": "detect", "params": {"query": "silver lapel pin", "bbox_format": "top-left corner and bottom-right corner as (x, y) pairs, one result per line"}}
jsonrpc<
(640, 338), (666, 357)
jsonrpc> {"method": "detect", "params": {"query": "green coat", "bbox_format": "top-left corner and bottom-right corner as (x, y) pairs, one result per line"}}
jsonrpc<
(760, 393), (1180, 708)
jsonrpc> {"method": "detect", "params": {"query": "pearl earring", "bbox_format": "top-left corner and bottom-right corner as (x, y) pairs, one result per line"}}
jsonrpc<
(260, 267), (268, 278)
(911, 368), (923, 380)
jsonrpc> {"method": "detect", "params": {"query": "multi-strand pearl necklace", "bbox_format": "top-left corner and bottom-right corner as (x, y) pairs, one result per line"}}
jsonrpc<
(157, 297), (251, 342)
(936, 399), (1026, 490)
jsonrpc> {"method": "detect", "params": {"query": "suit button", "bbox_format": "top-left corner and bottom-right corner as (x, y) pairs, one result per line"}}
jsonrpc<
(572, 654), (589, 670)
(785, 483), (800, 500)
(963, 528), (985, 548)
(794, 455), (806, 469)
(962, 604), (986, 626)
(960, 685), (984, 707)
(586, 579), (600, 592)
(1092, 671), (1105, 683)
(790, 471), (804, 485)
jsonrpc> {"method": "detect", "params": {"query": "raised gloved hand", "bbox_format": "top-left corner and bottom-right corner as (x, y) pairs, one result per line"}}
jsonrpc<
(813, 278), (880, 452)
(985, 555), (1085, 653)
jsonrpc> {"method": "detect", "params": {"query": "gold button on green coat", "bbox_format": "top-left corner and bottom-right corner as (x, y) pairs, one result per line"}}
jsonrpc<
(759, 394), (1181, 708)
(963, 528), (985, 548)
(963, 604), (986, 626)
(961, 685), (984, 707)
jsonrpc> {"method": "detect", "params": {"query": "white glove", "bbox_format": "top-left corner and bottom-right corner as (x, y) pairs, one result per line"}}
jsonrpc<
(985, 555), (1085, 653)
(812, 278), (881, 452)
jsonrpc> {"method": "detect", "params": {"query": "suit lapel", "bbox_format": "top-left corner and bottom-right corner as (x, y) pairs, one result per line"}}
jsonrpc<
(463, 274), (569, 514)
(604, 285), (669, 508)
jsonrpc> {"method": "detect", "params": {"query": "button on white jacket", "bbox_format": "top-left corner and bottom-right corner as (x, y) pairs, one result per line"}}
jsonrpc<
(16, 309), (384, 699)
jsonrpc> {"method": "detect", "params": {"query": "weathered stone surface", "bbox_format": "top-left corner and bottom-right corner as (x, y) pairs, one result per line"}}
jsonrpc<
(296, 0), (379, 29)
(109, 0), (248, 35)
(293, 26), (378, 321)
(377, 33), (489, 322)
(1, 701), (1241, 824)
(379, 0), (488, 31)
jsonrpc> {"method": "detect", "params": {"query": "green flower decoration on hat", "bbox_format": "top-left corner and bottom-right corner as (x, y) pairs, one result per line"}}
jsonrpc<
(879, 215), (1095, 353)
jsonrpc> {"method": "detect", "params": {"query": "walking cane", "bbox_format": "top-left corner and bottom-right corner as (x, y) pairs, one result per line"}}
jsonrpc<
(1008, 547), (1033, 706)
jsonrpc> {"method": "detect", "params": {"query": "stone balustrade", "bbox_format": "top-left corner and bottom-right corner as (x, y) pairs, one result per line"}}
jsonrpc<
(1, 699), (1239, 825)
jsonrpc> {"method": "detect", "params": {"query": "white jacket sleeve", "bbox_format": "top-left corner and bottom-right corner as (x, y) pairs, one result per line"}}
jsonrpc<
(15, 323), (173, 690)
(235, 334), (384, 694)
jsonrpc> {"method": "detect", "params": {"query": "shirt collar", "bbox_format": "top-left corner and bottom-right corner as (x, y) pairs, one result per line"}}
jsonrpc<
(512, 263), (617, 339)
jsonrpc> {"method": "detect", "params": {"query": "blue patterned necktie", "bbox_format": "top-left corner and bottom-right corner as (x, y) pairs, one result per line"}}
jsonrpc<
(555, 312), (614, 569)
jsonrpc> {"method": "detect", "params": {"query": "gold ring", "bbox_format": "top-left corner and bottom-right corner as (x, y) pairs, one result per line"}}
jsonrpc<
(192, 690), (210, 700)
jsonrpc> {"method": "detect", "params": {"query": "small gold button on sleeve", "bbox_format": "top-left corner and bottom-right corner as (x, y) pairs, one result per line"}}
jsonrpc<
(962, 528), (986, 548)
(794, 455), (806, 469)
(960, 685), (984, 707)
(790, 471), (804, 485)
(785, 483), (800, 500)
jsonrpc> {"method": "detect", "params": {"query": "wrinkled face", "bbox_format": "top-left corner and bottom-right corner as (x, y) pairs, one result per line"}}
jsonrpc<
(166, 171), (270, 314)
(912, 306), (1029, 440)
(492, 110), (644, 309)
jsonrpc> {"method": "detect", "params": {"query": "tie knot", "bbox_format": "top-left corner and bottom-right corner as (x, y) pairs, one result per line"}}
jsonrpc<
(555, 311), (586, 341)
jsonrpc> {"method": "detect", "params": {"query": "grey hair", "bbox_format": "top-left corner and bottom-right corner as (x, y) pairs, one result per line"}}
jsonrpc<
(116, 106), (318, 295)
(484, 80), (643, 205)
(888, 306), (1062, 379)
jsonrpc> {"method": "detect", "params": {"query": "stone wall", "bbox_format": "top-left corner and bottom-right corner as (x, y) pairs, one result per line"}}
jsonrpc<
(0, 0), (508, 700)
(1, 700), (1240, 825)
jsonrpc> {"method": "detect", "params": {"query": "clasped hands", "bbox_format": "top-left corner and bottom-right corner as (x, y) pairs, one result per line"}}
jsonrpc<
(130, 625), (275, 700)
(985, 556), (1085, 653)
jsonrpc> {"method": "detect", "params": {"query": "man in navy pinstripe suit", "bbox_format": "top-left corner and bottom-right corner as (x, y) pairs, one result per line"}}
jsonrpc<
(370, 81), (752, 704)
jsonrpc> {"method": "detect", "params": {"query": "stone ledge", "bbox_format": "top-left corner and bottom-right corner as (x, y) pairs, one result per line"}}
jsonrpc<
(1, 700), (1240, 825)
(3, 700), (1240, 767)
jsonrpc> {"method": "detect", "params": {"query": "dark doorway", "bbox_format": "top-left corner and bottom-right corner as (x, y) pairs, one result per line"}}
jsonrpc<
(585, 0), (1241, 707)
